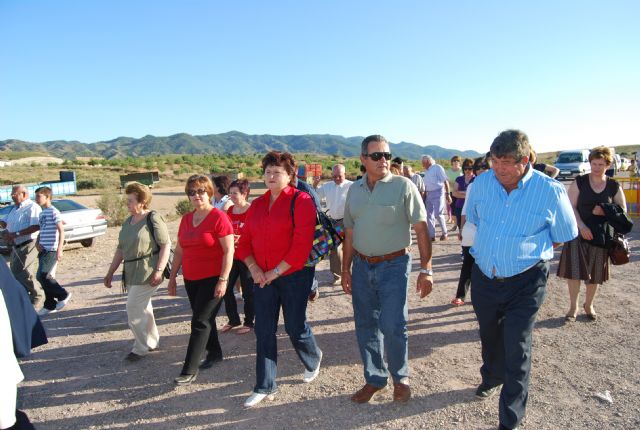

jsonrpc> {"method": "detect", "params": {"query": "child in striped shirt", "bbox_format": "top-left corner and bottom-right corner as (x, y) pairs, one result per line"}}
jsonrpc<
(34, 187), (71, 316)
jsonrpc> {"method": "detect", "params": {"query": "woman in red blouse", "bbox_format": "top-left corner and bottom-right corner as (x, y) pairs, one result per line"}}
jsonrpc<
(168, 175), (234, 385)
(236, 151), (323, 407)
(220, 179), (254, 334)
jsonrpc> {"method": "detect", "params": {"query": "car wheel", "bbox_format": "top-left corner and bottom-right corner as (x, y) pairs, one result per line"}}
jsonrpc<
(80, 238), (94, 247)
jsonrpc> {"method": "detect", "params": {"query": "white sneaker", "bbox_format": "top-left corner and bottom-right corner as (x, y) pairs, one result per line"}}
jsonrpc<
(37, 307), (57, 316)
(55, 293), (72, 311)
(303, 350), (323, 383)
(244, 391), (275, 408)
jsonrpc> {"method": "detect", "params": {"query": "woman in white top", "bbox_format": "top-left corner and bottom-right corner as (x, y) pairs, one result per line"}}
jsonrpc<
(211, 176), (233, 211)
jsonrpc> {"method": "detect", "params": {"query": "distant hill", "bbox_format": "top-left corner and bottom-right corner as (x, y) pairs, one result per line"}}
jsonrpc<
(0, 131), (481, 161)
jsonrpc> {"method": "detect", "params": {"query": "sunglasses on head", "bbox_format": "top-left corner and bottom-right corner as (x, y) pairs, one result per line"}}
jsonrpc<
(187, 188), (208, 197)
(365, 152), (392, 161)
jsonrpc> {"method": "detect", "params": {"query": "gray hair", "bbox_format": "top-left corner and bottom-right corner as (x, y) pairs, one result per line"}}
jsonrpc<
(490, 129), (530, 162)
(332, 164), (346, 172)
(421, 155), (434, 163)
(361, 135), (387, 155)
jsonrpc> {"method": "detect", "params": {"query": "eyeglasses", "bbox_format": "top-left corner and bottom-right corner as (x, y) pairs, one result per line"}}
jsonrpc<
(463, 167), (473, 171)
(187, 188), (208, 197)
(364, 152), (392, 161)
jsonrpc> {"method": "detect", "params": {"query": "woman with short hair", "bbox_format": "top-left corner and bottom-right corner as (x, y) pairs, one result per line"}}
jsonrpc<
(211, 175), (233, 212)
(104, 182), (171, 362)
(168, 175), (234, 384)
(557, 146), (627, 321)
(236, 151), (323, 407)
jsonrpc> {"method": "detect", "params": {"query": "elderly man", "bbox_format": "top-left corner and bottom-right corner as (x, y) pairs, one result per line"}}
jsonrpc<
(465, 130), (577, 430)
(342, 135), (433, 404)
(312, 164), (353, 285)
(403, 164), (426, 200)
(0, 186), (42, 304)
(421, 155), (450, 241)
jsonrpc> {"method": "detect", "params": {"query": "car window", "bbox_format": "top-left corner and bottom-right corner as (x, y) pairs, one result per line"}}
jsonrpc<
(51, 200), (87, 212)
(0, 205), (16, 220)
(557, 153), (583, 163)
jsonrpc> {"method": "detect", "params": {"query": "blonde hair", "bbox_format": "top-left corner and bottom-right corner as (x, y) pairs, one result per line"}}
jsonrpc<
(124, 182), (152, 209)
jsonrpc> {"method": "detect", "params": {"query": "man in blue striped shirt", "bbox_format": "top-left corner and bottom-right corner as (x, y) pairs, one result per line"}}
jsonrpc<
(465, 130), (577, 430)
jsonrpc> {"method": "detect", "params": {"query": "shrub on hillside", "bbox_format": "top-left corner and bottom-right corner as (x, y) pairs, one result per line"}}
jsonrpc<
(97, 191), (128, 226)
(175, 199), (192, 217)
(77, 178), (106, 190)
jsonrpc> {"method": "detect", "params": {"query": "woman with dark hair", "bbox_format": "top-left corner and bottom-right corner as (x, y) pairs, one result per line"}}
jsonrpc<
(168, 175), (234, 384)
(104, 182), (171, 361)
(220, 179), (254, 334)
(452, 158), (475, 232)
(211, 175), (233, 212)
(236, 151), (323, 407)
(451, 158), (489, 306)
(557, 146), (627, 321)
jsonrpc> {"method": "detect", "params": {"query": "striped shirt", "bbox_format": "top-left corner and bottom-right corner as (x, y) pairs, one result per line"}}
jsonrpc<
(466, 167), (577, 278)
(38, 206), (62, 251)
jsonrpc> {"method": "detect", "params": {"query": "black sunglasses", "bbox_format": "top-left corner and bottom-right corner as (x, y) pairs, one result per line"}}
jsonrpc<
(463, 167), (473, 171)
(187, 188), (208, 197)
(364, 152), (392, 161)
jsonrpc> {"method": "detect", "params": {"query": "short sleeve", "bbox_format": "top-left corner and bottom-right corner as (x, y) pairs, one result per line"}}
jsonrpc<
(150, 212), (170, 246)
(404, 180), (427, 225)
(343, 186), (355, 229)
(213, 210), (234, 238)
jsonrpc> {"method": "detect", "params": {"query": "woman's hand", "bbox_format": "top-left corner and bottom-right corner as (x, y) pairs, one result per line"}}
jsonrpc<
(167, 278), (177, 296)
(149, 271), (163, 287)
(249, 265), (267, 287)
(579, 226), (593, 241)
(104, 272), (113, 289)
(214, 280), (227, 298)
(592, 205), (605, 216)
(263, 270), (279, 286)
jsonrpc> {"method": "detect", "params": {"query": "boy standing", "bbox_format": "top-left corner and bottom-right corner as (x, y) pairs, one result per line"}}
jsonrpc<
(34, 187), (71, 316)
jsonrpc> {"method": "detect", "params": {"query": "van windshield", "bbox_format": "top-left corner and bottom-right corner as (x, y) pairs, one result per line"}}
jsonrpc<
(557, 153), (584, 163)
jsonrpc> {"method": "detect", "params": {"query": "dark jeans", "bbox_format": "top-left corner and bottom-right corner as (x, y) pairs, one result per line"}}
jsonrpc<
(253, 266), (321, 394)
(223, 260), (254, 327)
(455, 246), (474, 299)
(181, 276), (224, 375)
(471, 261), (549, 430)
(36, 251), (69, 311)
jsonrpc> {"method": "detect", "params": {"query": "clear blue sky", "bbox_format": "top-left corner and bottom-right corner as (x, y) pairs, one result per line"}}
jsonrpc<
(1, 1), (638, 154)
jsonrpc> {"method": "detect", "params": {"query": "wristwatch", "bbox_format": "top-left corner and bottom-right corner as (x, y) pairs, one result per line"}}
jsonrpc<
(419, 268), (433, 276)
(273, 266), (281, 277)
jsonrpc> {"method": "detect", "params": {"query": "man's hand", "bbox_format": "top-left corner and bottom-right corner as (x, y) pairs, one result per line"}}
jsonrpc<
(445, 193), (453, 204)
(312, 176), (321, 188)
(579, 226), (593, 241)
(416, 273), (433, 298)
(341, 271), (352, 295)
(104, 272), (114, 289)
(56, 249), (63, 261)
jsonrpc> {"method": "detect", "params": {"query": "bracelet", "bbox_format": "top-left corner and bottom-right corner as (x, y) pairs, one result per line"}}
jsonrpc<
(218, 277), (228, 282)
(155, 268), (163, 272)
(273, 266), (281, 276)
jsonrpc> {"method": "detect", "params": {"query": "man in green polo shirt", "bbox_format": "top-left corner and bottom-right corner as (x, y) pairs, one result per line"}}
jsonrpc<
(342, 134), (434, 404)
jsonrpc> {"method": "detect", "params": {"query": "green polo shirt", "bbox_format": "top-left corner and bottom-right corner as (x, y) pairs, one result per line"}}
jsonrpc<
(344, 172), (426, 256)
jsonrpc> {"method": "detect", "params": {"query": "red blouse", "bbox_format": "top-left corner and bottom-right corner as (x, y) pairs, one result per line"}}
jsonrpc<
(227, 206), (248, 249)
(236, 185), (315, 276)
(178, 209), (234, 281)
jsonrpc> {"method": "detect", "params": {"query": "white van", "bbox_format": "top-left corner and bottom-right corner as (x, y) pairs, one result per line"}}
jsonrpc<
(555, 149), (591, 180)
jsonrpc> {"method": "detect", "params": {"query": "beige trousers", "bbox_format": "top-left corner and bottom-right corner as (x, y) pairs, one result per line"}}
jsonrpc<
(329, 219), (345, 281)
(126, 284), (159, 355)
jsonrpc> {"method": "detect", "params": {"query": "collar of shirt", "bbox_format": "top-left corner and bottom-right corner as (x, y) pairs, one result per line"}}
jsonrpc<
(360, 172), (393, 189)
(17, 199), (34, 209)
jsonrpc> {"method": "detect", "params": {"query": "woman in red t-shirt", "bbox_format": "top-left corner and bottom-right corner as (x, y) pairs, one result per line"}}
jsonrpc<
(220, 179), (254, 334)
(167, 175), (234, 385)
(236, 151), (323, 408)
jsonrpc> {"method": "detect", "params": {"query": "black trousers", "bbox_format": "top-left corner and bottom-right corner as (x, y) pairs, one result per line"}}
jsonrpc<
(222, 259), (254, 327)
(455, 246), (474, 299)
(181, 276), (224, 375)
(471, 261), (549, 429)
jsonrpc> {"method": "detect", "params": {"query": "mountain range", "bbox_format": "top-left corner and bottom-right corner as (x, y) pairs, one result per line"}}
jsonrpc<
(0, 131), (481, 161)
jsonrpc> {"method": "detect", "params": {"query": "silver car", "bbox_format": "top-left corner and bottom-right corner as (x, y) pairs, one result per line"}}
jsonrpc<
(0, 199), (108, 254)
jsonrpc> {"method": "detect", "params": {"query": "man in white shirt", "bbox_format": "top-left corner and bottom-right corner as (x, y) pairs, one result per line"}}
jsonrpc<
(0, 186), (42, 303)
(421, 155), (450, 241)
(313, 164), (353, 284)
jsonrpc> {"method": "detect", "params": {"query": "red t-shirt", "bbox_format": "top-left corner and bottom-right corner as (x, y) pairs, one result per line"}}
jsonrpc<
(236, 185), (315, 276)
(227, 206), (249, 249)
(178, 209), (233, 281)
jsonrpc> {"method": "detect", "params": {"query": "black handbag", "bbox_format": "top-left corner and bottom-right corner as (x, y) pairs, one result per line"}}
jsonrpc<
(608, 233), (630, 265)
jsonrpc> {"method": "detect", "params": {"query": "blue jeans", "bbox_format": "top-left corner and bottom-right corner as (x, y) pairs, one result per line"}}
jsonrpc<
(351, 253), (411, 387)
(471, 261), (549, 429)
(36, 250), (69, 311)
(253, 266), (322, 394)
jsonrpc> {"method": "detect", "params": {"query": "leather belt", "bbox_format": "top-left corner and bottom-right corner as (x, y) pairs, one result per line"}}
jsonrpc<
(490, 260), (546, 283)
(355, 248), (407, 264)
(13, 239), (34, 248)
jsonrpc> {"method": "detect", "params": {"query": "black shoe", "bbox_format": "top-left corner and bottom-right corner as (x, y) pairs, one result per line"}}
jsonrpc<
(174, 373), (197, 385)
(199, 356), (223, 370)
(475, 383), (501, 399)
(124, 352), (143, 363)
(308, 290), (319, 302)
(498, 424), (518, 430)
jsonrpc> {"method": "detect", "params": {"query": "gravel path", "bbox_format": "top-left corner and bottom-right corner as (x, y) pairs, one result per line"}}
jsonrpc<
(16, 189), (640, 429)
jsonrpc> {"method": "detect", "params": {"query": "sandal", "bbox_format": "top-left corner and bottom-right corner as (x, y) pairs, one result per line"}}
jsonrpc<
(236, 326), (252, 335)
(564, 314), (576, 322)
(583, 305), (598, 322)
(451, 298), (464, 307)
(220, 324), (235, 333)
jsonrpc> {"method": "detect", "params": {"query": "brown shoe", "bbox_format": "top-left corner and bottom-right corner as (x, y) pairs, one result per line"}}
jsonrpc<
(393, 383), (411, 402)
(351, 384), (386, 403)
(439, 234), (448, 241)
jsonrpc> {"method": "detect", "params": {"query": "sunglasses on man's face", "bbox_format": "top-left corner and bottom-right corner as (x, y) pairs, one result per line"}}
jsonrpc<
(365, 152), (392, 161)
(187, 188), (208, 197)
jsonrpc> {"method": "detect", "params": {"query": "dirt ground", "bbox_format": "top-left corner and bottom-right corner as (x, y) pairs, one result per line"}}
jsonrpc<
(14, 187), (640, 430)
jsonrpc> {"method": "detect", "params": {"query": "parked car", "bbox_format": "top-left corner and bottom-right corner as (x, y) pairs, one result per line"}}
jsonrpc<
(0, 199), (107, 254)
(554, 149), (591, 180)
